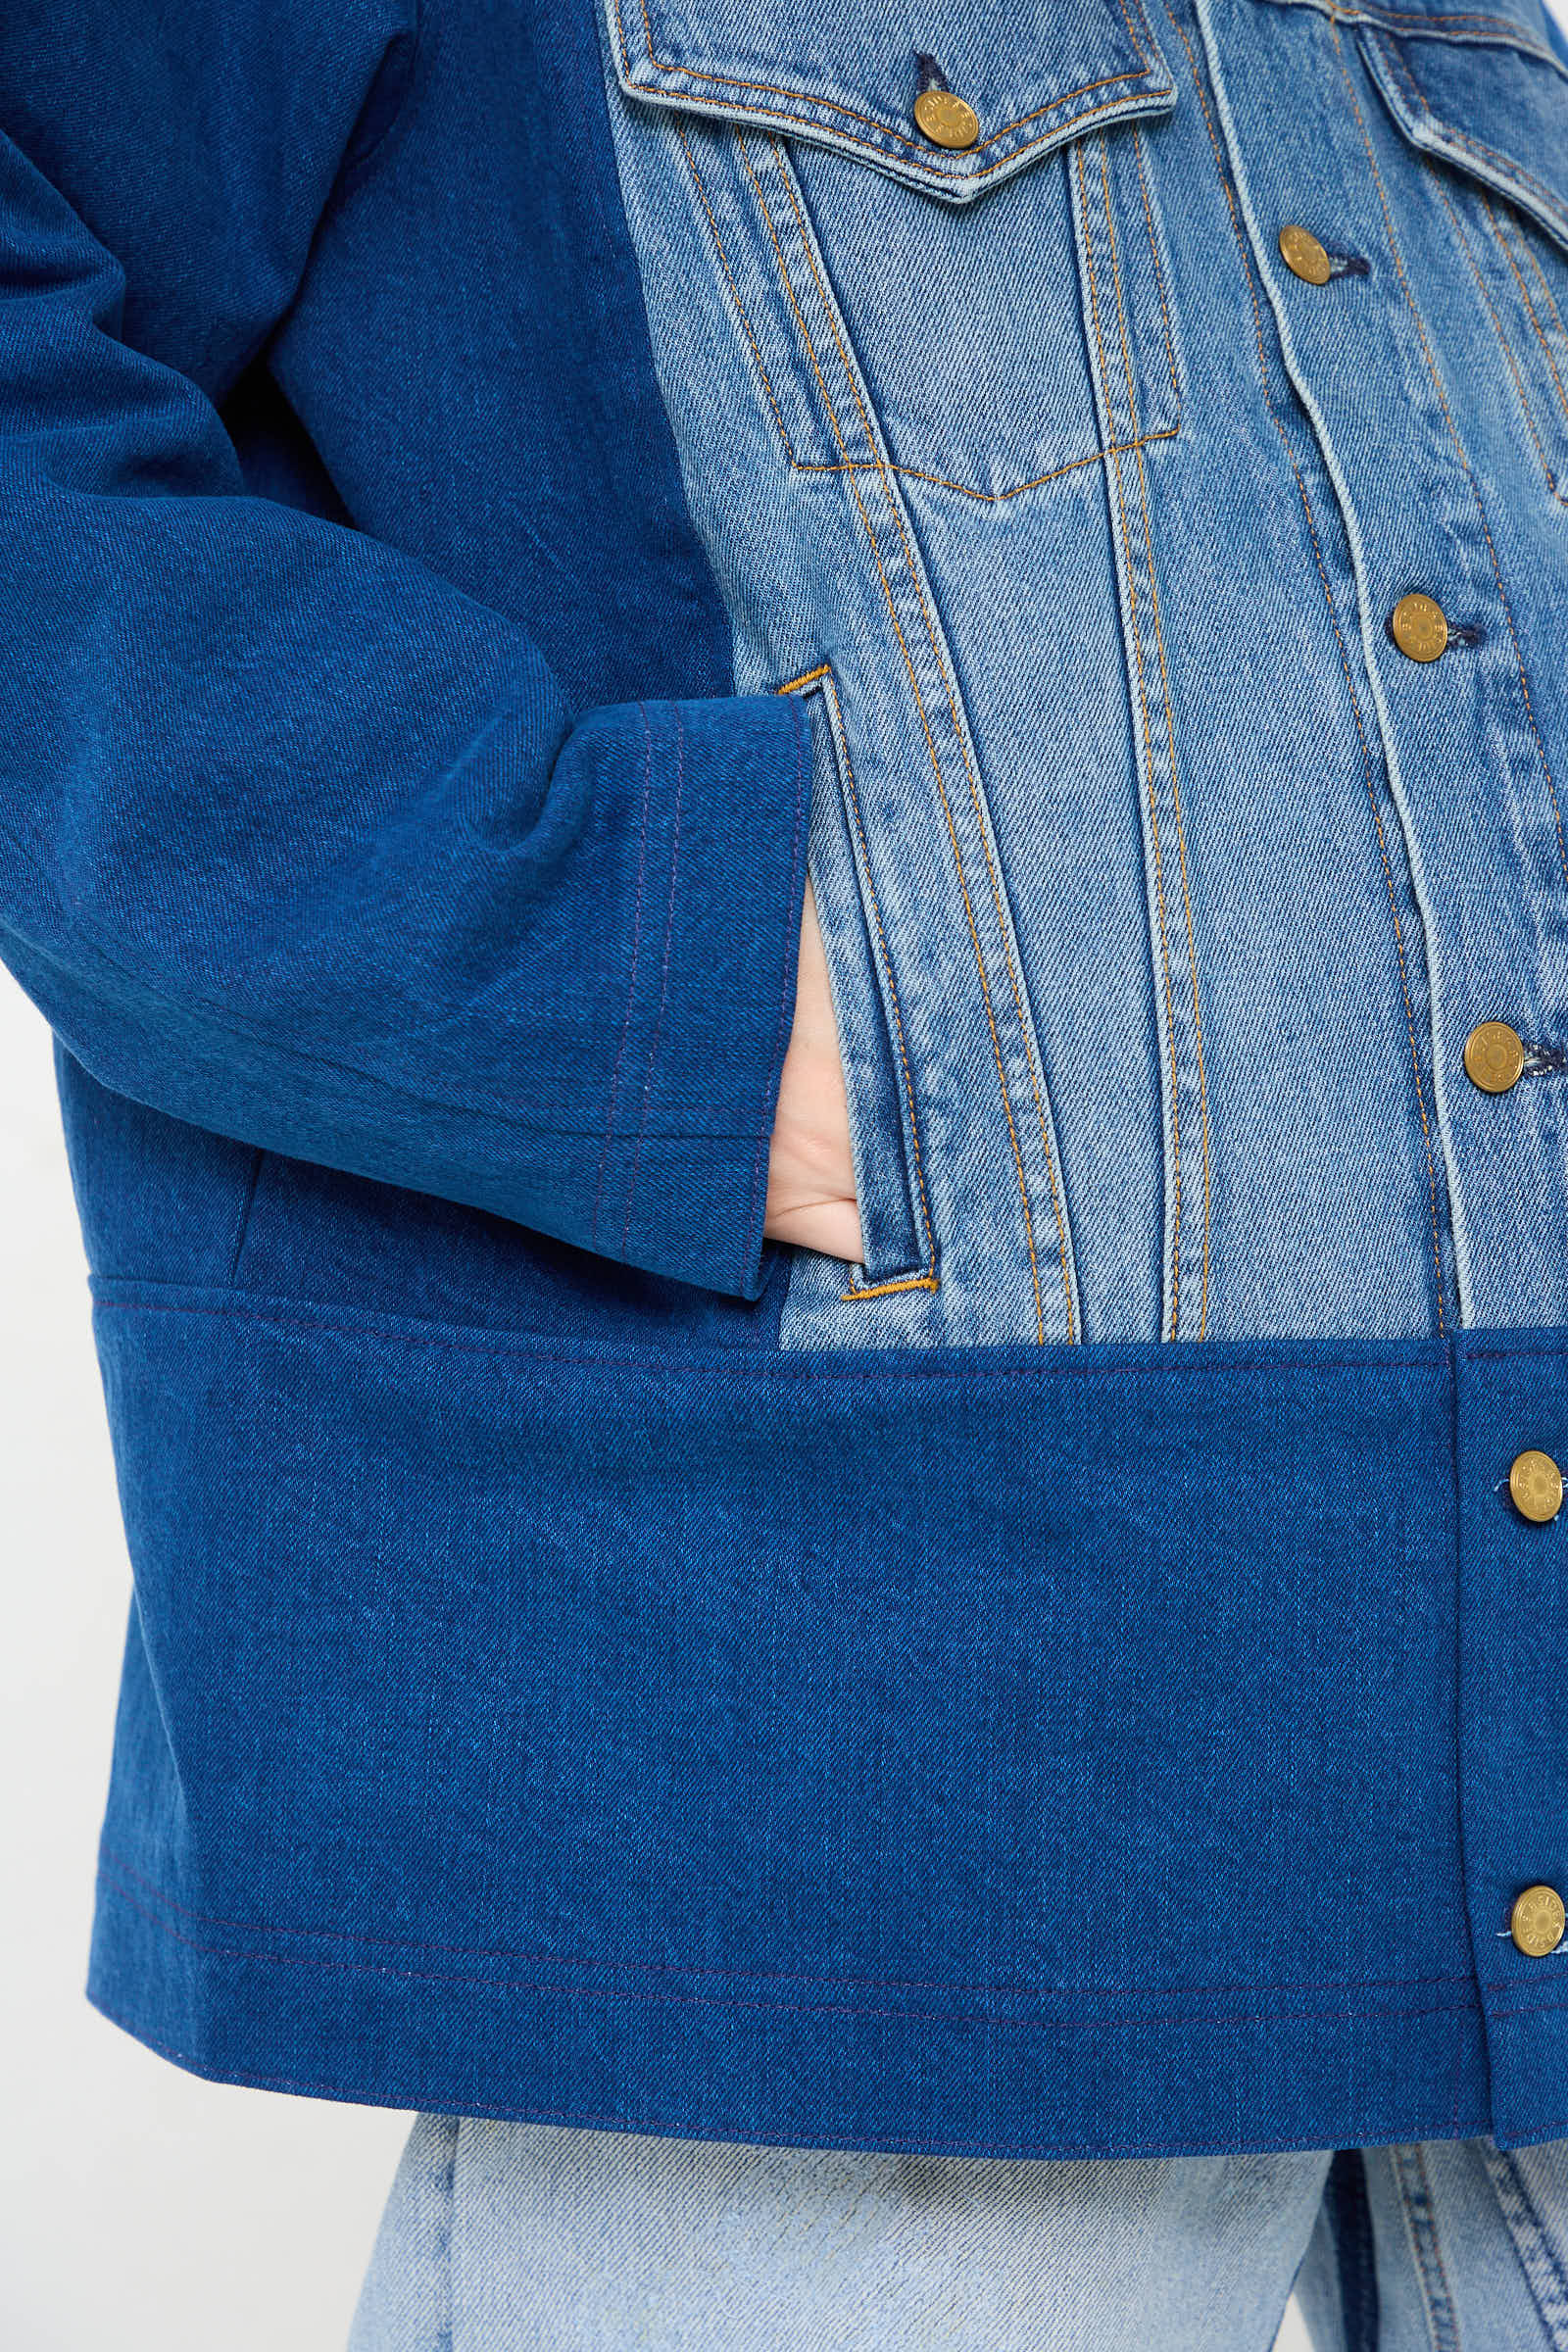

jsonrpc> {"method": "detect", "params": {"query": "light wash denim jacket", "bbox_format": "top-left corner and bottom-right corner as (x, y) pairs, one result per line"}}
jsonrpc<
(3, 0), (1568, 2160)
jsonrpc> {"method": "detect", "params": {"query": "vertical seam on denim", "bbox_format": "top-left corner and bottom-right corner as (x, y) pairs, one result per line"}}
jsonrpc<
(620, 705), (685, 1250)
(1100, 137), (1213, 1336)
(734, 131), (1051, 1341)
(739, 693), (808, 1289)
(1392, 2144), (1466, 2342)
(1165, 0), (1448, 1334)
(593, 701), (655, 1247)
(1080, 137), (1186, 1339)
(1515, 227), (1568, 408)
(223, 1149), (267, 1288)
(1131, 125), (1183, 412)
(1437, 182), (1561, 495)
(1331, 12), (1568, 906)
(768, 142), (1077, 1338)
(780, 667), (938, 1275)
(1480, 2144), (1568, 2349)
(1484, 198), (1568, 453)
(676, 122), (806, 466)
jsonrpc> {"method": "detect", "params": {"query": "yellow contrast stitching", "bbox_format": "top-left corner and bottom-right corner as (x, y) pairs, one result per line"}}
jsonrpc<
(1329, 13), (1568, 905)
(1132, 126), (1182, 411)
(884, 434), (1183, 502)
(1374, 31), (1568, 222)
(1080, 139), (1187, 1338)
(737, 134), (1052, 1343)
(677, 122), (1180, 502)
(1485, 198), (1568, 438)
(777, 664), (939, 1284)
(841, 1273), (942, 1299)
(612, 0), (1161, 168)
(1166, 0), (1448, 1332)
(677, 124), (805, 464)
(1322, 0), (1562, 46)
(1515, 229), (1568, 402)
(770, 143), (1078, 1339)
(1098, 140), (1212, 1338)
(1437, 183), (1562, 498)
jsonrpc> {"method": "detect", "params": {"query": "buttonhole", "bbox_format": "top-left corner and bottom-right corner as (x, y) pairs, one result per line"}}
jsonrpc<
(1381, 612), (1485, 652)
(1324, 251), (1371, 279)
(1522, 1043), (1568, 1078)
(914, 51), (952, 93)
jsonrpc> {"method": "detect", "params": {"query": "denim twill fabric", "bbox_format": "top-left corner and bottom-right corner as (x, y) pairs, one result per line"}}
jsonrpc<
(344, 2117), (1568, 2352)
(4, 0), (1568, 2162)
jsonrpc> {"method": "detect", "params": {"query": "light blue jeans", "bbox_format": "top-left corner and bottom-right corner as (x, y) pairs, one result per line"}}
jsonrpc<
(348, 2118), (1568, 2349)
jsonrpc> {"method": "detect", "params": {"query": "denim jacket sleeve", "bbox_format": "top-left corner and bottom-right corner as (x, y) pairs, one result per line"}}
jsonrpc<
(0, 3), (810, 1302)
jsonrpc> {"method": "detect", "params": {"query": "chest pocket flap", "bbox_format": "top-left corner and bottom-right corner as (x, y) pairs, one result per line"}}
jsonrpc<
(1356, 0), (1568, 250)
(605, 0), (1178, 202)
(1356, 0), (1568, 499)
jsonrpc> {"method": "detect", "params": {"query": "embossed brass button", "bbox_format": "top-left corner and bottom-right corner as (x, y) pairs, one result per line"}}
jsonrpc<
(1509, 1449), (1564, 1524)
(1511, 1884), (1567, 1957)
(1391, 592), (1449, 662)
(1464, 1020), (1525, 1094)
(913, 87), (980, 149)
(1279, 224), (1333, 285)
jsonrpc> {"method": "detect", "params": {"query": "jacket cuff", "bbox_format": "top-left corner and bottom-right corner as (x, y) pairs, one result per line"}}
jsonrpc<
(567, 688), (812, 1299)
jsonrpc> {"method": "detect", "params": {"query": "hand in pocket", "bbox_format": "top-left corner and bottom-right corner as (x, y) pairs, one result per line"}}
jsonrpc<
(763, 874), (864, 1265)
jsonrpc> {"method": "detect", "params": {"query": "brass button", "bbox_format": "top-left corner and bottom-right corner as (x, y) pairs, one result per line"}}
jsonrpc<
(1279, 224), (1333, 286)
(1464, 1020), (1525, 1094)
(1510, 1884), (1567, 1957)
(913, 88), (980, 149)
(1391, 592), (1449, 662)
(1510, 1449), (1564, 1524)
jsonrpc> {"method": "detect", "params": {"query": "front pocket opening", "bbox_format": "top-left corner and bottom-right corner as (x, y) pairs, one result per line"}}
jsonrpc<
(777, 662), (938, 1296)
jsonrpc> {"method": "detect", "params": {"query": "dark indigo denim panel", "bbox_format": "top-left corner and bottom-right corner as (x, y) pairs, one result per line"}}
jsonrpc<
(0, 2), (813, 1303)
(1454, 1332), (1568, 2150)
(88, 1282), (1491, 2156)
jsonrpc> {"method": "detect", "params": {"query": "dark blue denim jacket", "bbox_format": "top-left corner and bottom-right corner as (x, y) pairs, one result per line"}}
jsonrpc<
(5, 0), (1568, 2160)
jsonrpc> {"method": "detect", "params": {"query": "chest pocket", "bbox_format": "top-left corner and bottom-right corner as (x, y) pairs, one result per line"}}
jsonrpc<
(605, 0), (1183, 503)
(1358, 0), (1568, 503)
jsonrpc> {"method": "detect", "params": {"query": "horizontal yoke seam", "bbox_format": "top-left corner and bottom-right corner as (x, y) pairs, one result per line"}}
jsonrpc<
(88, 1294), (1456, 1387)
(99, 1869), (1482, 2031)
(782, 431), (1183, 503)
(95, 1846), (1476, 1995)
(1300, 0), (1564, 59)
